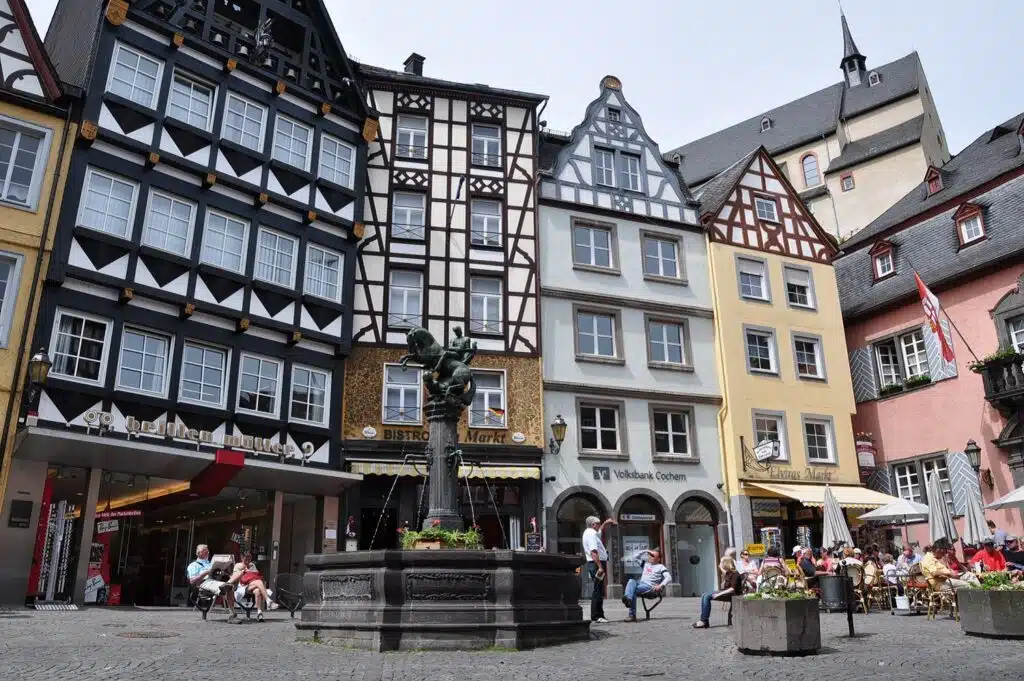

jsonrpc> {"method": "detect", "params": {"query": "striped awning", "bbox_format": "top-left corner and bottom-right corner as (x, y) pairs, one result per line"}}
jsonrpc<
(747, 482), (902, 509)
(349, 461), (540, 480)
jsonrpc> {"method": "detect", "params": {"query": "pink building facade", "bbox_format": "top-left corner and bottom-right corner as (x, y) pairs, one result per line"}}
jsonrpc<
(836, 114), (1024, 549)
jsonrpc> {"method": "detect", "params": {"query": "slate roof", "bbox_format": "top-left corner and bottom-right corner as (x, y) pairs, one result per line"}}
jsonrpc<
(357, 63), (546, 104)
(667, 52), (922, 186)
(835, 112), (1024, 319)
(826, 115), (924, 175)
(694, 148), (759, 218)
(43, 0), (103, 90)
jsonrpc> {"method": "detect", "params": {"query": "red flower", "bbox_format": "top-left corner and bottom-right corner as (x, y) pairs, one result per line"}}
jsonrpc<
(431, 519), (441, 527)
(397, 528), (406, 534)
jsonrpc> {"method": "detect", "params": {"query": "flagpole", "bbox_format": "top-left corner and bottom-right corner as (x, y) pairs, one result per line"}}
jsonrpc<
(940, 309), (980, 363)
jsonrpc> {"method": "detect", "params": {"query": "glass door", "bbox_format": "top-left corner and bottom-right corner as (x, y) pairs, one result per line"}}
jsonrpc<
(676, 524), (716, 597)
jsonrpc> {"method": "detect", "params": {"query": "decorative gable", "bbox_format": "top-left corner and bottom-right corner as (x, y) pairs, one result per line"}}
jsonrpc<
(952, 202), (986, 247)
(540, 75), (697, 224)
(0, 0), (62, 101)
(868, 239), (896, 281)
(925, 166), (943, 195)
(702, 148), (835, 264)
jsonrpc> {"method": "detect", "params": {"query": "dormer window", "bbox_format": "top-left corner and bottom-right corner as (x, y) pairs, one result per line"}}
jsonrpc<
(608, 108), (621, 122)
(953, 203), (986, 247)
(925, 167), (943, 195)
(869, 240), (896, 281)
(867, 71), (880, 87)
(760, 117), (771, 133)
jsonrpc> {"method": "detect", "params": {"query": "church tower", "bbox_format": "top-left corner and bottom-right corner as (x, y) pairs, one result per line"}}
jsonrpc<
(840, 13), (867, 87)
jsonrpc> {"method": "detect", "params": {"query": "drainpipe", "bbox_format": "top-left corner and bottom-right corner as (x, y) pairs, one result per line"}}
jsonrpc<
(0, 103), (73, 504)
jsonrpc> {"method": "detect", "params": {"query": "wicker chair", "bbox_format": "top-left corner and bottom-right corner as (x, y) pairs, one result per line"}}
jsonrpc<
(846, 564), (868, 613)
(926, 578), (959, 621)
(759, 564), (789, 590)
(905, 564), (929, 610)
(863, 562), (891, 613)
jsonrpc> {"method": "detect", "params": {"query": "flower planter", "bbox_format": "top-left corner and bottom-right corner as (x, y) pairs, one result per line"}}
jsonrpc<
(412, 540), (442, 550)
(735, 598), (821, 656)
(959, 589), (1024, 639)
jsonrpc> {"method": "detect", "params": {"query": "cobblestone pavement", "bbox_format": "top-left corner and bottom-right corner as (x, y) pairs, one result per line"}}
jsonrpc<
(2, 599), (1022, 681)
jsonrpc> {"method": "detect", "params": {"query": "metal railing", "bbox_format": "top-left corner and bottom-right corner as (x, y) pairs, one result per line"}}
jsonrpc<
(396, 144), (428, 159)
(383, 405), (421, 424)
(471, 152), (502, 167)
(469, 409), (505, 428)
(387, 313), (422, 329)
(392, 221), (425, 240)
(469, 318), (502, 335)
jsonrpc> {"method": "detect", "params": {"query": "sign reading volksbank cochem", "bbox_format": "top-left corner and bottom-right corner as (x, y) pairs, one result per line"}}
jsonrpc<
(83, 410), (315, 459)
(592, 466), (687, 482)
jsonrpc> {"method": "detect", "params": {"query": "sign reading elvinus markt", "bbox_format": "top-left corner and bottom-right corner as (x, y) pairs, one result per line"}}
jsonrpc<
(742, 467), (836, 483)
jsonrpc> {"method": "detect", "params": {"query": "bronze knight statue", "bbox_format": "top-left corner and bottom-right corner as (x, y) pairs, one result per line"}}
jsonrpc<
(399, 326), (477, 406)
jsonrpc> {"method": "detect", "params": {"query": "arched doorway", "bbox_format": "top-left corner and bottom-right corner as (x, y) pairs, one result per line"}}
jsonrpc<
(555, 492), (608, 599)
(675, 497), (718, 597)
(617, 494), (665, 587)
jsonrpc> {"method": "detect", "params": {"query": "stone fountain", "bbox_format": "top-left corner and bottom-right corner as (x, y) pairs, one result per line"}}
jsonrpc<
(295, 327), (590, 650)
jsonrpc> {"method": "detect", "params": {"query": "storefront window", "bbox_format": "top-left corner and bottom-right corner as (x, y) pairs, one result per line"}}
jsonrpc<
(674, 497), (718, 596)
(618, 495), (664, 584)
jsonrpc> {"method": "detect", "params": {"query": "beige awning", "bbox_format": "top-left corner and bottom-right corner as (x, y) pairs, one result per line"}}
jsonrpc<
(746, 482), (901, 509)
(348, 461), (540, 480)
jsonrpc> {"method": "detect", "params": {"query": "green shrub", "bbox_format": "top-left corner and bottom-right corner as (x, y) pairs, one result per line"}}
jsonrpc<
(744, 586), (818, 601)
(904, 374), (932, 389)
(399, 520), (482, 549)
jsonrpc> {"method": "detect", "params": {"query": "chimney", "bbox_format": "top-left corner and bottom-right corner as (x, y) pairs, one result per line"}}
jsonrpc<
(403, 53), (424, 76)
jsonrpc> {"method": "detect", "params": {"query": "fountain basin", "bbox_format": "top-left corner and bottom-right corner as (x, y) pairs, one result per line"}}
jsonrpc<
(295, 549), (590, 651)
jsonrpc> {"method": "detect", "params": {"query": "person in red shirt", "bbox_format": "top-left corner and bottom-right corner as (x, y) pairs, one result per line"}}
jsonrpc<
(971, 538), (1007, 572)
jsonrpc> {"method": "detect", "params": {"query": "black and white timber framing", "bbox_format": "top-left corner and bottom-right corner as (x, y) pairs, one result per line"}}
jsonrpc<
(31, 0), (376, 468)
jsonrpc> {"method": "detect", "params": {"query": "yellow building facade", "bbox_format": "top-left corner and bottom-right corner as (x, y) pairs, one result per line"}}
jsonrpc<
(699, 148), (893, 551)
(0, 0), (76, 525)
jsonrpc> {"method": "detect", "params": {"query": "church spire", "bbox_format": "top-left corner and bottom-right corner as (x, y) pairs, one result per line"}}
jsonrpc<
(839, 11), (867, 87)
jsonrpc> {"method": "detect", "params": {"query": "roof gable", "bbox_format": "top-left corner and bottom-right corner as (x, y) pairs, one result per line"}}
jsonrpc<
(701, 147), (836, 264)
(539, 75), (697, 225)
(868, 239), (895, 256)
(951, 202), (982, 221)
(0, 0), (62, 101)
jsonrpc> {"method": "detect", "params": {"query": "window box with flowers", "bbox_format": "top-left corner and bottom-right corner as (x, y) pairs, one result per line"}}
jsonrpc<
(399, 519), (483, 550)
(879, 383), (905, 397)
(903, 374), (932, 390)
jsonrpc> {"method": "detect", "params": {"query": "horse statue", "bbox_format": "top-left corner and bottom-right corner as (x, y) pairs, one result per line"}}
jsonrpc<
(399, 326), (477, 406)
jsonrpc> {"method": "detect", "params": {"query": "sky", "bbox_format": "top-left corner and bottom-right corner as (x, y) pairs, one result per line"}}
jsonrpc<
(27, 0), (1024, 155)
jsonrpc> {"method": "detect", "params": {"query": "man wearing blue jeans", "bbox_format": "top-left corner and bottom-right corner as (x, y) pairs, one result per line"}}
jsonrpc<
(620, 548), (671, 622)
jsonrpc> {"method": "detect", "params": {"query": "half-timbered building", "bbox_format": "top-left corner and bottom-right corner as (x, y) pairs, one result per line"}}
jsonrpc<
(10, 0), (375, 607)
(538, 76), (725, 599)
(698, 146), (899, 550)
(342, 55), (547, 551)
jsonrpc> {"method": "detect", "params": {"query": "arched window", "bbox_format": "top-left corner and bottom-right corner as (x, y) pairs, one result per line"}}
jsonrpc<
(801, 153), (821, 187)
(760, 117), (771, 132)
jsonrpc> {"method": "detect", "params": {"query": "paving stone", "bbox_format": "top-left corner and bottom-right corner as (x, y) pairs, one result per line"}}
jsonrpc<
(1, 599), (1023, 680)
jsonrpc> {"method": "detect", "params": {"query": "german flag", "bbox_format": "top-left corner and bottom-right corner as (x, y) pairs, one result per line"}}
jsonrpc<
(488, 407), (506, 418)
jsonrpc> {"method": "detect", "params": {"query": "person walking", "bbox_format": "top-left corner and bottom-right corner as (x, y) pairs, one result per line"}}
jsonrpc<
(582, 515), (615, 624)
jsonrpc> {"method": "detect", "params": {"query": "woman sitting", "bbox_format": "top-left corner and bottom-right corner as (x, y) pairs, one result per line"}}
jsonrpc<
(230, 551), (277, 621)
(693, 561), (744, 629)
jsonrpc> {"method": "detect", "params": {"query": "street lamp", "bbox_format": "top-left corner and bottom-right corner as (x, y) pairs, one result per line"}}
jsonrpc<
(25, 348), (51, 409)
(964, 438), (993, 489)
(548, 414), (567, 455)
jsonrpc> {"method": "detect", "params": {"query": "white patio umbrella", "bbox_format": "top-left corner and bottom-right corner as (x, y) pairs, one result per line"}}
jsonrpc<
(859, 498), (930, 548)
(961, 490), (992, 547)
(927, 471), (959, 546)
(986, 485), (1024, 510)
(822, 485), (854, 551)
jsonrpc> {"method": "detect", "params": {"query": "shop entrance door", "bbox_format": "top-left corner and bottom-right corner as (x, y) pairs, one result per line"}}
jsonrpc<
(167, 522), (193, 607)
(676, 524), (716, 597)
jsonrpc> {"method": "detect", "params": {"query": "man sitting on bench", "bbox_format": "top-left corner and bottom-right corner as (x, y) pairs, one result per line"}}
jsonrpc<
(186, 544), (238, 623)
(621, 548), (671, 622)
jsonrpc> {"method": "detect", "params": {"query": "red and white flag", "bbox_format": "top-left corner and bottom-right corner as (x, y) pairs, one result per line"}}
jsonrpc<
(914, 272), (955, 362)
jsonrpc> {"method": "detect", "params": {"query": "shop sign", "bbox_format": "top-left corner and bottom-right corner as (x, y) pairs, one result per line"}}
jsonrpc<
(751, 499), (782, 518)
(620, 513), (657, 522)
(525, 533), (542, 552)
(96, 519), (119, 534)
(592, 466), (686, 483)
(746, 467), (835, 483)
(119, 414), (314, 458)
(96, 510), (142, 519)
(377, 427), (513, 444)
(794, 508), (815, 521)
(745, 543), (765, 556)
(622, 536), (650, 570)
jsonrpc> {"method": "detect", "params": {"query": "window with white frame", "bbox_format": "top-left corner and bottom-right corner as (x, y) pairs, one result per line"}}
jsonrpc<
(893, 463), (922, 502)
(290, 364), (330, 425)
(200, 210), (248, 273)
(802, 154), (821, 187)
(305, 244), (343, 302)
(0, 253), (21, 346)
(753, 412), (787, 460)
(116, 327), (170, 396)
(383, 364), (421, 423)
(648, 320), (685, 365)
(470, 199), (502, 247)
(803, 418), (835, 462)
(1008, 316), (1024, 352)
(179, 341), (227, 406)
(642, 235), (679, 278)
(237, 353), (281, 416)
(594, 149), (615, 186)
(51, 310), (111, 384)
(652, 410), (690, 456)
(396, 115), (428, 159)
(841, 174), (855, 192)
(737, 257), (768, 301)
(874, 250), (894, 278)
(167, 71), (214, 131)
(387, 270), (422, 328)
(108, 43), (162, 108)
(745, 328), (777, 373)
(391, 192), (426, 240)
(873, 328), (928, 387)
(272, 115), (312, 170)
(572, 223), (613, 268)
(471, 124), (502, 167)
(784, 266), (815, 308)
(79, 168), (138, 238)
(469, 276), (502, 335)
(142, 191), (195, 257)
(470, 370), (505, 427)
(318, 134), (354, 188)
(579, 404), (620, 452)
(222, 93), (266, 151)
(0, 122), (45, 207)
(892, 457), (952, 511)
(959, 214), (984, 244)
(619, 153), (641, 191)
(577, 311), (616, 358)
(254, 228), (297, 288)
(754, 196), (778, 222)
(794, 336), (824, 379)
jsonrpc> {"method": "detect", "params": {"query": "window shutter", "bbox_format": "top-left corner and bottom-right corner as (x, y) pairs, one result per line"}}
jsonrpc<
(849, 346), (878, 403)
(946, 451), (978, 517)
(865, 467), (892, 495)
(923, 320), (958, 380)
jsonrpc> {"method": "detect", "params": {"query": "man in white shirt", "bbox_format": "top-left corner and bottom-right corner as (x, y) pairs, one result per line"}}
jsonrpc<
(582, 515), (615, 624)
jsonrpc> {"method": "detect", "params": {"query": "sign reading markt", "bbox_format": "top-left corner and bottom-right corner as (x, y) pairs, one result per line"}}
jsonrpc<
(744, 466), (836, 483)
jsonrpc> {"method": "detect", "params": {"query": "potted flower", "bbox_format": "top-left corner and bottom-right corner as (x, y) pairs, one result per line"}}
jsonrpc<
(735, 585), (821, 656)
(958, 572), (1024, 639)
(904, 374), (932, 390)
(399, 520), (483, 550)
(968, 348), (1024, 374)
(879, 383), (905, 397)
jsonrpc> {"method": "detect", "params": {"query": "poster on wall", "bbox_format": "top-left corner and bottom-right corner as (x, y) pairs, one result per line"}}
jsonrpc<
(622, 536), (649, 574)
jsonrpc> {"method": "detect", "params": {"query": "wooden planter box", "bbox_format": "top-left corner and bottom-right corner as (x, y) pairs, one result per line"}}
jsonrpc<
(735, 598), (821, 656)
(959, 589), (1024, 639)
(412, 540), (442, 550)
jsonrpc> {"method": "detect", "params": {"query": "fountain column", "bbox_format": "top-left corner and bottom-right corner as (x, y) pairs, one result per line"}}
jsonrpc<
(422, 401), (463, 530)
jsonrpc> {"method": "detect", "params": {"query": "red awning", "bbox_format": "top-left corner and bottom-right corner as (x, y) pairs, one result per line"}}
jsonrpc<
(134, 449), (245, 511)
